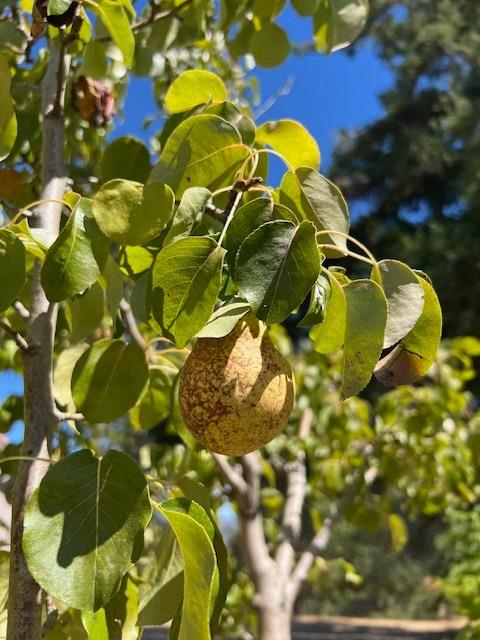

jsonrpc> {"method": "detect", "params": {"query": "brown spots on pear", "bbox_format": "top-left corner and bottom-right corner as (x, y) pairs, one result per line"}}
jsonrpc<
(179, 314), (295, 456)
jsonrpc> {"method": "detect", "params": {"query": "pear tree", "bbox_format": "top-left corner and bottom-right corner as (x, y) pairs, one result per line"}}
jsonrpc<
(0, 1), (442, 639)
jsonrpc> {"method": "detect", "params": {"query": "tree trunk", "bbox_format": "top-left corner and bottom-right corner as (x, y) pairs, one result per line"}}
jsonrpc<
(256, 569), (292, 640)
(7, 43), (70, 640)
(257, 605), (292, 640)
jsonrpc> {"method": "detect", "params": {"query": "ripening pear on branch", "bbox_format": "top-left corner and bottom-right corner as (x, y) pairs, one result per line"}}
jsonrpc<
(179, 315), (295, 456)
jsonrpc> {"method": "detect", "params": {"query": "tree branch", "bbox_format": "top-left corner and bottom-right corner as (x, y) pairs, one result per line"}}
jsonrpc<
(0, 321), (30, 352)
(275, 408), (313, 576)
(211, 453), (248, 498)
(286, 443), (375, 606)
(7, 40), (71, 640)
(119, 298), (146, 350)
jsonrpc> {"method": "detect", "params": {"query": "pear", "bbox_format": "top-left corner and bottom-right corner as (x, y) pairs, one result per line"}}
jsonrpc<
(179, 314), (295, 456)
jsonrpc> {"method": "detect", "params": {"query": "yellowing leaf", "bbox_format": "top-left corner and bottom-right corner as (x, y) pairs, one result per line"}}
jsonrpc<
(374, 277), (442, 386)
(165, 70), (228, 114)
(257, 119), (321, 170)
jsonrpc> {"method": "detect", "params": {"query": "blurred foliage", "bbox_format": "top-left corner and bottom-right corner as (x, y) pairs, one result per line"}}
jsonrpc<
(331, 0), (480, 337)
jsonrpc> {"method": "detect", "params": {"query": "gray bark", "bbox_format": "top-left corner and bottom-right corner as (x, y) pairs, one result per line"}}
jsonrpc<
(7, 42), (70, 640)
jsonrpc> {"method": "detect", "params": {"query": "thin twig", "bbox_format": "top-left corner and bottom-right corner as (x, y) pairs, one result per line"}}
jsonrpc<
(119, 299), (146, 350)
(12, 301), (30, 320)
(55, 411), (84, 422)
(212, 453), (248, 497)
(0, 321), (30, 352)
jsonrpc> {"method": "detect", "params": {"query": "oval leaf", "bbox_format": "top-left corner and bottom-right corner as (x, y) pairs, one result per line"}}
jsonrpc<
(341, 279), (387, 398)
(314, 0), (368, 53)
(249, 22), (290, 67)
(165, 70), (228, 114)
(100, 136), (151, 184)
(42, 199), (108, 302)
(72, 339), (149, 423)
(150, 114), (250, 197)
(151, 237), (226, 348)
(0, 56), (17, 162)
(92, 179), (175, 246)
(375, 277), (442, 386)
(163, 187), (211, 246)
(196, 299), (251, 339)
(279, 167), (349, 252)
(309, 271), (346, 353)
(0, 229), (26, 313)
(24, 449), (151, 611)
(257, 119), (321, 170)
(373, 259), (425, 349)
(235, 220), (320, 324)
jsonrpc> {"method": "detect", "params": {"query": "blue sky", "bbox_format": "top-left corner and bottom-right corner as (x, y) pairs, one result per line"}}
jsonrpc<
(0, 5), (392, 428)
(117, 4), (391, 173)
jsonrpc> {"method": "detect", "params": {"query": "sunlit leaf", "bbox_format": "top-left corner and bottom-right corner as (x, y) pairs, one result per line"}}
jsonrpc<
(257, 119), (321, 170)
(341, 279), (387, 398)
(165, 70), (227, 114)
(24, 450), (151, 611)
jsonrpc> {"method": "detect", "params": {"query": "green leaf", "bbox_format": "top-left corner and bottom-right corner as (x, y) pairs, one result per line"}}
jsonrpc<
(165, 70), (228, 114)
(41, 199), (108, 302)
(279, 167), (349, 252)
(53, 344), (89, 412)
(138, 532), (184, 626)
(175, 478), (228, 635)
(341, 279), (387, 398)
(196, 298), (251, 338)
(130, 369), (172, 430)
(150, 114), (250, 198)
(101, 254), (124, 319)
(163, 187), (211, 246)
(249, 22), (290, 68)
(100, 137), (151, 184)
(92, 0), (135, 67)
(0, 228), (26, 312)
(388, 513), (408, 553)
(309, 271), (346, 353)
(69, 281), (105, 342)
(253, 0), (287, 19)
(156, 498), (217, 640)
(23, 449), (151, 611)
(205, 101), (256, 146)
(82, 575), (140, 640)
(80, 39), (108, 80)
(0, 56), (17, 162)
(224, 197), (275, 272)
(291, 0), (320, 16)
(235, 220), (320, 324)
(374, 277), (442, 386)
(314, 0), (369, 53)
(298, 272), (331, 327)
(150, 237), (226, 348)
(257, 119), (321, 170)
(71, 339), (149, 422)
(372, 259), (425, 349)
(92, 180), (175, 246)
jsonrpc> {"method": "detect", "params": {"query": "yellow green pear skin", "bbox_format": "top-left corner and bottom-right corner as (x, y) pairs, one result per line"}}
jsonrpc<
(179, 315), (295, 456)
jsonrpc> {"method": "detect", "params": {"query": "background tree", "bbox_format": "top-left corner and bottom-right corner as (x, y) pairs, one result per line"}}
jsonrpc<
(330, 0), (480, 337)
